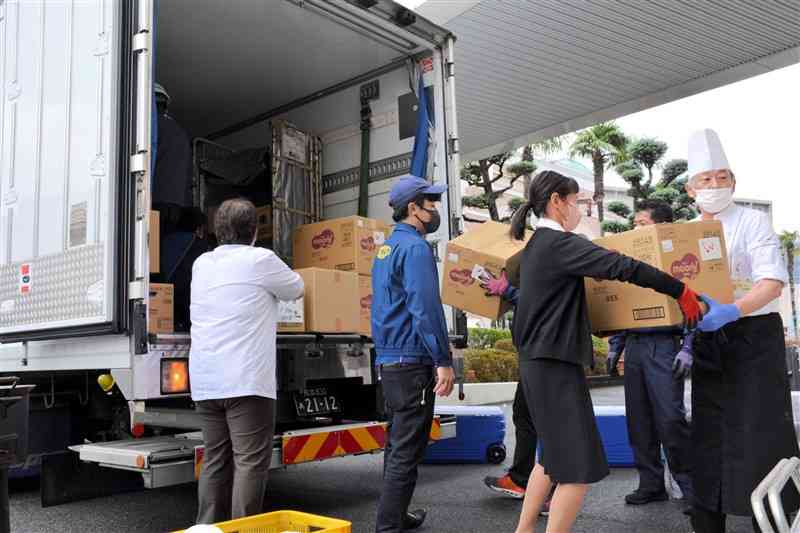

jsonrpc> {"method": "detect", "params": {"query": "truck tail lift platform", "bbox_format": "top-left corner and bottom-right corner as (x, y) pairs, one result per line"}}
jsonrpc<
(70, 415), (456, 489)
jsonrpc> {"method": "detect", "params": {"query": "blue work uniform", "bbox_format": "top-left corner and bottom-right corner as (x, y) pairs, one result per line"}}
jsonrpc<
(370, 222), (450, 533)
(371, 223), (451, 368)
(610, 329), (694, 499)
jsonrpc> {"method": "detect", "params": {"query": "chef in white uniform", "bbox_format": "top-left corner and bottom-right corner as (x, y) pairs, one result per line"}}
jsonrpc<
(685, 129), (798, 533)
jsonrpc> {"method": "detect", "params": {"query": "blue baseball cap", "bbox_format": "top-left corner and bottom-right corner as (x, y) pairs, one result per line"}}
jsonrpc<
(388, 174), (448, 208)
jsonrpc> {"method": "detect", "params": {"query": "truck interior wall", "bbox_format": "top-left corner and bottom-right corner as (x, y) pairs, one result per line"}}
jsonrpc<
(215, 66), (420, 223)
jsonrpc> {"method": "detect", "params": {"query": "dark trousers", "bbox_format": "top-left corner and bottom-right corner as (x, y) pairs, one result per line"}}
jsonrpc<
(196, 396), (276, 524)
(624, 333), (692, 498)
(508, 382), (538, 488)
(376, 364), (436, 533)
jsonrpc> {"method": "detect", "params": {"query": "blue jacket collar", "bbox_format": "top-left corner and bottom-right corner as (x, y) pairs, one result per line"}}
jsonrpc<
(394, 223), (424, 238)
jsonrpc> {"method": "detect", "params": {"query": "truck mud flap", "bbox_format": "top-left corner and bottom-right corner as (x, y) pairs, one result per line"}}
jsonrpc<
(40, 451), (143, 507)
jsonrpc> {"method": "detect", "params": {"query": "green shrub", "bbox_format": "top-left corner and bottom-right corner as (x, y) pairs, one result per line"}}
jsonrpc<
(493, 338), (516, 353)
(588, 336), (611, 376)
(468, 327), (512, 349)
(465, 348), (518, 383)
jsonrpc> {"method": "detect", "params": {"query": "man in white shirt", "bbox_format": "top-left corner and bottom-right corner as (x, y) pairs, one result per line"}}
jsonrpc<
(685, 129), (798, 533)
(190, 198), (304, 524)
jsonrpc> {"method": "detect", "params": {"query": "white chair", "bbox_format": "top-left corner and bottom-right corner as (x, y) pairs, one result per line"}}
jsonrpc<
(752, 457), (800, 532)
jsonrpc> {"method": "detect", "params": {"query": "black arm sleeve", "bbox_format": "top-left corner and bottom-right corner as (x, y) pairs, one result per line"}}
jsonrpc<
(553, 232), (685, 299)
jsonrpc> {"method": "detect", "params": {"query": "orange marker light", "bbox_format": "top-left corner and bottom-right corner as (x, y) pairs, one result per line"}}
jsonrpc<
(160, 359), (189, 394)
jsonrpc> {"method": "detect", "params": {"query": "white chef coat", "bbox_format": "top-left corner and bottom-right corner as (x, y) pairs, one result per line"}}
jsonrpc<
(698, 203), (788, 317)
(189, 245), (304, 402)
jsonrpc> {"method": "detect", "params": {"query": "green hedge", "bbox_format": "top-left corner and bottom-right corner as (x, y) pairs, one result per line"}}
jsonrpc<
(463, 329), (612, 382)
(468, 327), (512, 349)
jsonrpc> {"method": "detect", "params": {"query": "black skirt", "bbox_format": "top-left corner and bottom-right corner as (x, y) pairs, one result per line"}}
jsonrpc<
(520, 358), (609, 484)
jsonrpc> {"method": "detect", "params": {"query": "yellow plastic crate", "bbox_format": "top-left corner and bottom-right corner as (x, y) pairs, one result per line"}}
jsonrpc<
(174, 510), (351, 533)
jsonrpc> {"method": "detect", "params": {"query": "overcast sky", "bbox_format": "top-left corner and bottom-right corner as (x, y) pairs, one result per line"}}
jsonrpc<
(398, 0), (800, 234)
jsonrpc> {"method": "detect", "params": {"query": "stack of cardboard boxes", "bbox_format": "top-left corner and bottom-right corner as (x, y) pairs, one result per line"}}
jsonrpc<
(286, 216), (391, 336)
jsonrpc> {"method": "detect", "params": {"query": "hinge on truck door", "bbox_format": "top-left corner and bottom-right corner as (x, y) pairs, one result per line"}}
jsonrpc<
(130, 153), (147, 173)
(448, 135), (460, 155)
(132, 32), (150, 53)
(129, 281), (145, 300)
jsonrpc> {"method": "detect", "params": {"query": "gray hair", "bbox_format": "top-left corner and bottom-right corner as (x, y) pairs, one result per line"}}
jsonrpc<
(215, 198), (257, 245)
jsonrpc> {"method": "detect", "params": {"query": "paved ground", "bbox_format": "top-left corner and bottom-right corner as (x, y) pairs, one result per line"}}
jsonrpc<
(9, 385), (755, 533)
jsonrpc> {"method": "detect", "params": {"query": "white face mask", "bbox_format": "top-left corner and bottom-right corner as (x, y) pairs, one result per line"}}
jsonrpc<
(695, 187), (733, 214)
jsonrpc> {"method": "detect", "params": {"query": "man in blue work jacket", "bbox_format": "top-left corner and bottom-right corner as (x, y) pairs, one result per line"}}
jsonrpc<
(606, 200), (694, 514)
(372, 174), (455, 533)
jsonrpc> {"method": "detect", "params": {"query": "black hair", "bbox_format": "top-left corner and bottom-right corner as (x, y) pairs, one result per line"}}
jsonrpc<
(636, 199), (674, 224)
(510, 170), (579, 240)
(392, 193), (442, 223)
(215, 198), (257, 245)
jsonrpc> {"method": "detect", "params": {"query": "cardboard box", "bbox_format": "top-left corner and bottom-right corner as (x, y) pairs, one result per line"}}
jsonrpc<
(585, 220), (735, 333)
(441, 221), (531, 320)
(256, 205), (273, 241)
(149, 211), (160, 273)
(149, 283), (174, 334)
(277, 297), (305, 333)
(296, 268), (359, 333)
(293, 216), (392, 275)
(358, 275), (373, 337)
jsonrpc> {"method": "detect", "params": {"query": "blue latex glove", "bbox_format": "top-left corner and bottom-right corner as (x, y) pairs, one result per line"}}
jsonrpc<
(672, 348), (692, 379)
(697, 295), (741, 332)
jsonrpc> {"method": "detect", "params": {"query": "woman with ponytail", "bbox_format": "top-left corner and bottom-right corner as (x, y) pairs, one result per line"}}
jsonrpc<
(510, 171), (704, 533)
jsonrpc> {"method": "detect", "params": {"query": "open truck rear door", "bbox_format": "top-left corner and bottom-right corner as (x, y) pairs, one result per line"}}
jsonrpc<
(0, 0), (145, 342)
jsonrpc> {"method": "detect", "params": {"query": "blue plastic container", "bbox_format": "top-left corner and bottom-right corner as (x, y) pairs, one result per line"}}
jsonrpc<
(423, 405), (506, 464)
(594, 405), (634, 467)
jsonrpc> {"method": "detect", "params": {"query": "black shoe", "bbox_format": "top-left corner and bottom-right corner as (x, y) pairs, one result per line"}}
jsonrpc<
(683, 506), (693, 516)
(625, 489), (669, 505)
(403, 509), (427, 530)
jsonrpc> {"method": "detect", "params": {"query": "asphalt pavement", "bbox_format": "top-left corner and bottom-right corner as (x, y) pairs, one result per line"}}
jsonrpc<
(9, 385), (756, 533)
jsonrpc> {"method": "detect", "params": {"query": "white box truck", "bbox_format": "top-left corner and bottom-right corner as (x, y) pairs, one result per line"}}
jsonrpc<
(0, 0), (464, 501)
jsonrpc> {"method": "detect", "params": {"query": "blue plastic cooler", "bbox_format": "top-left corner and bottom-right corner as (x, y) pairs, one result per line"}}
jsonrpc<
(423, 405), (506, 464)
(594, 405), (634, 467)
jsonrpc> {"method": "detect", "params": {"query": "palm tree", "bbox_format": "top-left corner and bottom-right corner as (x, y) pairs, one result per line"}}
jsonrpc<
(780, 231), (799, 338)
(569, 122), (628, 223)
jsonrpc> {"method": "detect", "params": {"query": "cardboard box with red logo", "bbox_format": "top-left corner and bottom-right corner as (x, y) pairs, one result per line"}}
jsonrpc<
(358, 275), (373, 337)
(441, 221), (531, 320)
(295, 268), (359, 333)
(149, 283), (174, 334)
(292, 216), (392, 275)
(585, 220), (735, 333)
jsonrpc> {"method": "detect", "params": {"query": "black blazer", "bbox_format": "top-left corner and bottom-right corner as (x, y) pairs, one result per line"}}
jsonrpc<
(513, 228), (684, 366)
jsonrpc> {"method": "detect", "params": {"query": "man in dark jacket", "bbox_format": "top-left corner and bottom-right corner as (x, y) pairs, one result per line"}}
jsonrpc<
(606, 200), (694, 512)
(153, 83), (193, 234)
(371, 174), (455, 533)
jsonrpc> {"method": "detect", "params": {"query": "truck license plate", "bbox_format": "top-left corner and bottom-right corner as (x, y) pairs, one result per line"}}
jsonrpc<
(294, 388), (341, 417)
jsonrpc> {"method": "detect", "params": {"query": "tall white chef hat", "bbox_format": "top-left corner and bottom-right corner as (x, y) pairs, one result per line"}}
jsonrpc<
(688, 129), (730, 179)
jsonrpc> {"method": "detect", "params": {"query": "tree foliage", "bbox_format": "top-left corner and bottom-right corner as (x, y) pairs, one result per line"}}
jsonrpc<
(629, 137), (669, 184)
(602, 220), (631, 234)
(661, 158), (688, 187)
(607, 201), (631, 219)
(460, 137), (567, 225)
(781, 231), (799, 338)
(569, 122), (628, 223)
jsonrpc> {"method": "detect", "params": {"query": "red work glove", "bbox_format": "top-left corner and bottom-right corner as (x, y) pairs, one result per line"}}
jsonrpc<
(677, 286), (704, 330)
